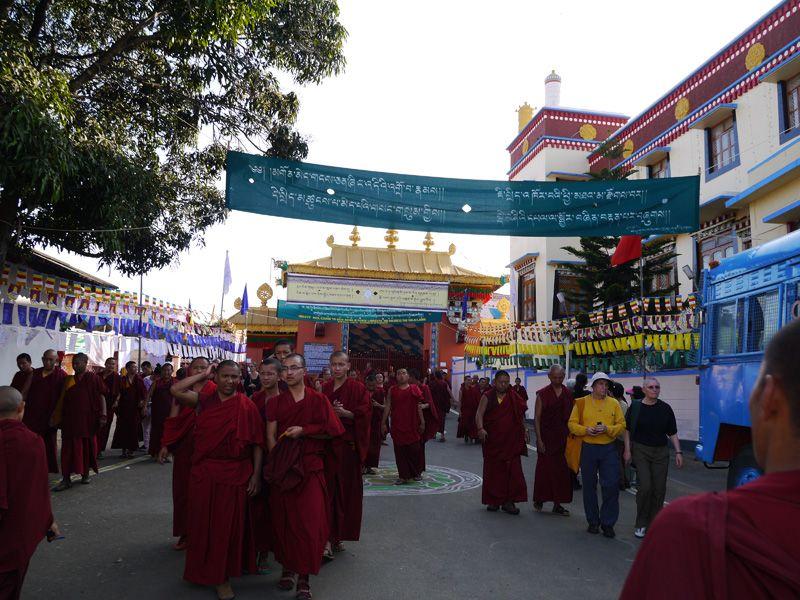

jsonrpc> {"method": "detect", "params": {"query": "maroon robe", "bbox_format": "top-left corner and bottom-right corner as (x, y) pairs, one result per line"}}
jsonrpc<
(161, 380), (217, 538)
(183, 392), (264, 586)
(389, 385), (424, 480)
(481, 388), (528, 506)
(97, 372), (122, 454)
(532, 384), (573, 504)
(111, 375), (146, 452)
(9, 371), (31, 394)
(59, 372), (106, 477)
(366, 387), (386, 468)
(0, 420), (54, 600)
(429, 379), (452, 434)
(22, 367), (66, 473)
(457, 384), (480, 439)
(512, 384), (529, 403)
(249, 388), (278, 554)
(416, 383), (440, 471)
(147, 378), (174, 457)
(621, 469), (800, 599)
(322, 377), (371, 542)
(267, 387), (345, 575)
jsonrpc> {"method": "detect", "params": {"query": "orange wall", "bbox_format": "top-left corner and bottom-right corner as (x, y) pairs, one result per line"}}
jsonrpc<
(436, 317), (465, 376)
(296, 321), (342, 356)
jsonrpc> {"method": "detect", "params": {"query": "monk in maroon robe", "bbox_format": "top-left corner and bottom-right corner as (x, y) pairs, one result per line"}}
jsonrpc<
(147, 363), (174, 458)
(267, 353), (344, 600)
(621, 319), (800, 599)
(249, 358), (283, 572)
(0, 386), (60, 600)
(409, 369), (440, 472)
(20, 349), (65, 473)
(364, 375), (385, 472)
(171, 360), (264, 600)
(532, 365), (573, 515)
(97, 357), (122, 457)
(383, 368), (426, 484)
(428, 371), (454, 440)
(53, 353), (107, 491)
(512, 378), (529, 404)
(9, 353), (33, 394)
(457, 375), (481, 443)
(322, 351), (371, 557)
(160, 357), (216, 550)
(476, 370), (528, 514)
(111, 361), (146, 458)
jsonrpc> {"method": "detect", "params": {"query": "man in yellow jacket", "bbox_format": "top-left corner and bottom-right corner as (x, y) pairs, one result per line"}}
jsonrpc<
(568, 372), (626, 538)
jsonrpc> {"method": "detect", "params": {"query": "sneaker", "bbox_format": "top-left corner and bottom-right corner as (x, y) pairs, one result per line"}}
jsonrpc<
(634, 527), (646, 539)
(587, 524), (600, 534)
(601, 525), (616, 538)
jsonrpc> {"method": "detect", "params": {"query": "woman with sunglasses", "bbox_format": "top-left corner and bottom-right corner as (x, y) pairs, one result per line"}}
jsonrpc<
(623, 377), (683, 539)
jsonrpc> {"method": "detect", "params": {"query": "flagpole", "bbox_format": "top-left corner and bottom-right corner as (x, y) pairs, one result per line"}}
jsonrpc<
(640, 254), (646, 381)
(137, 272), (143, 367)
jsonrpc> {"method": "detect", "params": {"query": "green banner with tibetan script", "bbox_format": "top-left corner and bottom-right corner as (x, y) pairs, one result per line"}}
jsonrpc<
(226, 151), (699, 236)
(277, 300), (442, 324)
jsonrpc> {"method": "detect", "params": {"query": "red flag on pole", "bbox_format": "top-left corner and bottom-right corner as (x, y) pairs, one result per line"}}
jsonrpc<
(611, 235), (642, 266)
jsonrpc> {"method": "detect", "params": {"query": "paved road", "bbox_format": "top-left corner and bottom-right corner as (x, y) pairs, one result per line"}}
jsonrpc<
(24, 413), (725, 600)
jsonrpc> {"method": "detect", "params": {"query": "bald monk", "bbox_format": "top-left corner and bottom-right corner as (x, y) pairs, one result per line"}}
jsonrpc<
(322, 351), (371, 558)
(532, 364), (573, 516)
(364, 374), (385, 474)
(382, 368), (426, 484)
(408, 368), (440, 472)
(0, 386), (60, 600)
(171, 360), (264, 600)
(9, 354), (33, 394)
(112, 361), (146, 458)
(160, 357), (216, 550)
(457, 375), (481, 444)
(428, 370), (455, 442)
(249, 358), (283, 573)
(621, 318), (800, 599)
(146, 363), (174, 459)
(53, 353), (107, 491)
(97, 357), (122, 458)
(20, 349), (65, 473)
(266, 353), (345, 600)
(476, 370), (529, 514)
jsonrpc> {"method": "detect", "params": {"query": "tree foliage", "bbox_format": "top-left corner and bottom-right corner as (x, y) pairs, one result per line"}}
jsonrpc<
(560, 136), (680, 324)
(0, 0), (346, 274)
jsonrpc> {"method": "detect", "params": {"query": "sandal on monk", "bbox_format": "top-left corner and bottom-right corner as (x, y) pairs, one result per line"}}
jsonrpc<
(296, 578), (312, 600)
(332, 541), (345, 553)
(501, 503), (520, 515)
(486, 505), (500, 512)
(216, 581), (235, 600)
(80, 475), (91, 484)
(552, 505), (570, 517)
(53, 480), (72, 492)
(364, 467), (376, 475)
(533, 502), (543, 512)
(393, 479), (406, 485)
(173, 537), (188, 551)
(322, 547), (335, 563)
(278, 571), (297, 590)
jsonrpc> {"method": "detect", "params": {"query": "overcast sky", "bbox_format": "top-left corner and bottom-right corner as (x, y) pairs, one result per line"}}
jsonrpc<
(43, 0), (778, 318)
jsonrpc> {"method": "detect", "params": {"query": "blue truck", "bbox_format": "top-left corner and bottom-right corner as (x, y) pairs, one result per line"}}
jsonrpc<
(696, 228), (800, 488)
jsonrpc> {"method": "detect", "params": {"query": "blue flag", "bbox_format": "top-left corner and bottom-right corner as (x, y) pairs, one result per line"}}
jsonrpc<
(240, 284), (249, 315)
(460, 291), (469, 321)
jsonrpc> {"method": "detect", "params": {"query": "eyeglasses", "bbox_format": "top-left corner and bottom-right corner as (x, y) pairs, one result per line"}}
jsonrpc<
(285, 365), (305, 373)
(645, 385), (660, 389)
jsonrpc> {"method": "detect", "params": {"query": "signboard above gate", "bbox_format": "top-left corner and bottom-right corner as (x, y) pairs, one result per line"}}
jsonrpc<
(285, 274), (449, 311)
(277, 301), (442, 324)
(226, 151), (700, 237)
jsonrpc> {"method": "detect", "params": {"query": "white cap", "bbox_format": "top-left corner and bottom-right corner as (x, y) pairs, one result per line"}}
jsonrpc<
(588, 372), (612, 388)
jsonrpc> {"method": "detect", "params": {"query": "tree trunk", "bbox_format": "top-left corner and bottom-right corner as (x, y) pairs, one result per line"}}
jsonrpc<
(0, 193), (17, 272)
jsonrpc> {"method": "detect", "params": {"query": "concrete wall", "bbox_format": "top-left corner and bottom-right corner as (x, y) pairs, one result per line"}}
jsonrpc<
(296, 321), (341, 356)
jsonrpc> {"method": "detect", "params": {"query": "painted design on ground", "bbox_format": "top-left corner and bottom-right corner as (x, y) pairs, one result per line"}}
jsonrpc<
(363, 464), (482, 496)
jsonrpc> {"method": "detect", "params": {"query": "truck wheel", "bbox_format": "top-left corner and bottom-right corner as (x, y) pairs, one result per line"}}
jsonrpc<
(726, 445), (762, 489)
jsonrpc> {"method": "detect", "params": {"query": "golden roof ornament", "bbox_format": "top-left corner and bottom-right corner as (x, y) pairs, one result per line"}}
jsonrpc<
(349, 226), (361, 247)
(256, 283), (273, 307)
(423, 232), (434, 252)
(233, 297), (242, 311)
(384, 229), (399, 250)
(448, 243), (456, 256)
(326, 235), (335, 248)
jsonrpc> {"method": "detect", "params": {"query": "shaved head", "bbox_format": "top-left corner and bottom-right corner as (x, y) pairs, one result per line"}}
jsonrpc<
(0, 386), (23, 418)
(549, 364), (565, 376)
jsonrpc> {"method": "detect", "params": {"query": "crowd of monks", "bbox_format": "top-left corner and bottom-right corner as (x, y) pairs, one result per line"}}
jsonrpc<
(3, 320), (800, 599)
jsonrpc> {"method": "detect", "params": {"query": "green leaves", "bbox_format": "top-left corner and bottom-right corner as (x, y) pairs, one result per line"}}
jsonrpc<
(0, 0), (346, 273)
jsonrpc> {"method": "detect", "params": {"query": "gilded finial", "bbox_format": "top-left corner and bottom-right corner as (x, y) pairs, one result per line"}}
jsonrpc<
(349, 226), (361, 247)
(423, 232), (434, 252)
(326, 235), (335, 248)
(233, 297), (242, 311)
(448, 243), (456, 256)
(256, 283), (273, 307)
(385, 229), (399, 250)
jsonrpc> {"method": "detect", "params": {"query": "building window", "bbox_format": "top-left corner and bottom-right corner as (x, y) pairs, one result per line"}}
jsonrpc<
(552, 270), (582, 319)
(698, 227), (737, 272)
(779, 73), (800, 144)
(648, 157), (670, 179)
(518, 273), (536, 322)
(706, 114), (740, 180)
(648, 242), (678, 294)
